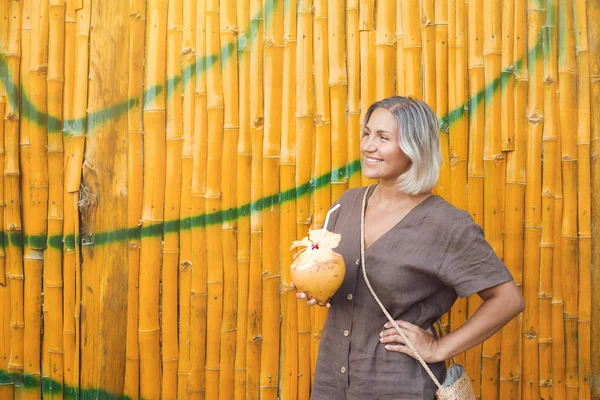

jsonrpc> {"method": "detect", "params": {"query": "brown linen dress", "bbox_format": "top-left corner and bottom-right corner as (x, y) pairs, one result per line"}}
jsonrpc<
(310, 185), (514, 400)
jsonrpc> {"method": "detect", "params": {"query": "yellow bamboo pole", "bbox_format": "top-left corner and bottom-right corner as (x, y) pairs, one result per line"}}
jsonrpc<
(448, 0), (468, 357)
(44, 1), (65, 398)
(0, 93), (12, 399)
(23, 0), (48, 397)
(434, 0), (450, 205)
(177, 1), (197, 399)
(124, 0), (145, 398)
(329, 0), (347, 201)
(295, 0), (313, 396)
(359, 0), (375, 187)
(280, 12), (298, 400)
(162, 0), (184, 396)
(395, 0), (405, 96)
(311, 0), (331, 381)
(7, 1), (26, 396)
(522, 1), (545, 399)
(219, 0), (239, 398)
(402, 0), (422, 99)
(189, 0), (208, 398)
(499, 1), (526, 398)
(233, 1), (250, 399)
(4, 3), (23, 395)
(481, 1), (505, 398)
(421, 0), (435, 107)
(573, 2), (591, 399)
(205, 0), (225, 398)
(346, 0), (360, 189)
(139, 0), (167, 397)
(375, 0), (394, 100)
(587, 1), (600, 397)
(555, 3), (578, 397)
(260, 1), (283, 398)
(0, 0), (7, 291)
(465, 0), (484, 393)
(539, 2), (559, 397)
(61, 1), (78, 397)
(79, 1), (130, 394)
(246, 1), (264, 398)
(279, 0), (297, 397)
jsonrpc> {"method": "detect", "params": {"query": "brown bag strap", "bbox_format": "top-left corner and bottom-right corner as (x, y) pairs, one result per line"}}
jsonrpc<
(360, 185), (443, 389)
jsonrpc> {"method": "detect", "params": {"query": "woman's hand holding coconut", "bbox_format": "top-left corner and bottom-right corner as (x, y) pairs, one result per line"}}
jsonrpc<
(291, 282), (331, 308)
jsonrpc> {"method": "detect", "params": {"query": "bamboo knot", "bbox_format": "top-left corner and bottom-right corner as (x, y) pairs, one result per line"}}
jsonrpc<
(128, 241), (140, 249)
(180, 260), (192, 271)
(252, 117), (264, 129)
(524, 329), (537, 339)
(545, 74), (555, 83)
(265, 38), (274, 47)
(251, 335), (262, 343)
(129, 12), (143, 20)
(181, 47), (195, 57)
(527, 113), (544, 124)
(314, 115), (324, 126)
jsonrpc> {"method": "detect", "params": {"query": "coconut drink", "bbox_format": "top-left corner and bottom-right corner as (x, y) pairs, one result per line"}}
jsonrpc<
(290, 228), (346, 306)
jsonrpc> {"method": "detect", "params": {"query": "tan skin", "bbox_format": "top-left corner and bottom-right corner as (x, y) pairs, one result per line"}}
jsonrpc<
(295, 108), (525, 364)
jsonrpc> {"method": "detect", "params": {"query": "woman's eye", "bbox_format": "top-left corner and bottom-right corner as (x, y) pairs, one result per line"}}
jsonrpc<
(380, 136), (388, 141)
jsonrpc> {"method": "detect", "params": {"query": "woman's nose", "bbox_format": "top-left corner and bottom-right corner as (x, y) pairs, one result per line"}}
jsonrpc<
(361, 137), (376, 152)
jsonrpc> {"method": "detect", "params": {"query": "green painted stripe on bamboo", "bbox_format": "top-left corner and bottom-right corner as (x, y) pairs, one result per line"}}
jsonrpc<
(0, 36), (546, 251)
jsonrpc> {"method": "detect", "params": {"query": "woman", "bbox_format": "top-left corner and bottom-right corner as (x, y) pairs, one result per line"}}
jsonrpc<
(296, 96), (525, 399)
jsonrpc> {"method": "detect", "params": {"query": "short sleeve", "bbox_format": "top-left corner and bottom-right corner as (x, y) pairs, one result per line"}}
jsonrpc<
(437, 218), (514, 298)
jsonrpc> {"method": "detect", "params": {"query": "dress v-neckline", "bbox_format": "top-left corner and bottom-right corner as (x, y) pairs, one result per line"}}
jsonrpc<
(362, 185), (436, 252)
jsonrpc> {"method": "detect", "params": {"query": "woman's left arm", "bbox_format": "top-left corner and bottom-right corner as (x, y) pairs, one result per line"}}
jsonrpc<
(380, 280), (525, 363)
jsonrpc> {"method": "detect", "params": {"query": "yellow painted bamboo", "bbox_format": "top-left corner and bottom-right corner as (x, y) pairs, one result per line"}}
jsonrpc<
(395, 0), (405, 96)
(295, 1), (313, 396)
(311, 0), (331, 382)
(346, 0), (360, 189)
(233, 1), (251, 399)
(587, 1), (600, 396)
(437, 0), (454, 332)
(5, 0), (24, 395)
(552, 0), (579, 400)
(260, 1), (283, 398)
(555, 3), (578, 396)
(421, 0), (435, 107)
(499, 1), (527, 398)
(205, 0), (225, 397)
(23, 0), (47, 396)
(539, 2), (559, 397)
(522, 1), (545, 399)
(139, 0), (167, 397)
(279, 0), (297, 398)
(80, 0), (130, 395)
(573, 2), (591, 398)
(448, 1), (469, 361)
(124, 0), (145, 398)
(329, 0), (347, 202)
(245, 1), (264, 396)
(359, 28), (376, 187)
(402, 0), (422, 98)
(44, 1), (65, 398)
(279, 3), (298, 398)
(465, 0), (484, 393)
(0, 2), (6, 290)
(177, 1), (197, 398)
(61, 1), (78, 396)
(162, 0), (184, 396)
(190, 0), (208, 397)
(481, 2), (505, 398)
(375, 0), (394, 100)
(0, 95), (12, 399)
(219, 0), (239, 398)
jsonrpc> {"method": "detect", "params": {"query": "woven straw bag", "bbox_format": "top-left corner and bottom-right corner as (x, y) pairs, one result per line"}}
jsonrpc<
(360, 187), (476, 400)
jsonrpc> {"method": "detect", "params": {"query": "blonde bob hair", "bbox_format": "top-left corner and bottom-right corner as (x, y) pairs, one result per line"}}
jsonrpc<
(362, 96), (442, 195)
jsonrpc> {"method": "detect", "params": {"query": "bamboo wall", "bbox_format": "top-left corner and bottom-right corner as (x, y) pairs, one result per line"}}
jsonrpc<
(0, 0), (599, 399)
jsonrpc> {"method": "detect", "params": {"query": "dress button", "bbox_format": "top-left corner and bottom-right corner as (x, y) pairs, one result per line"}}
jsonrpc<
(341, 366), (346, 373)
(355, 259), (360, 265)
(347, 293), (353, 301)
(344, 330), (349, 337)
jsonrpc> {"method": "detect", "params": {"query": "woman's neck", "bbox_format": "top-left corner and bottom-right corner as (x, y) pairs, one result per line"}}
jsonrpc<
(370, 181), (431, 208)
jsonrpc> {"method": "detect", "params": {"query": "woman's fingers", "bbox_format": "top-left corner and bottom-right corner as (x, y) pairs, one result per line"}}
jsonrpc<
(382, 344), (416, 358)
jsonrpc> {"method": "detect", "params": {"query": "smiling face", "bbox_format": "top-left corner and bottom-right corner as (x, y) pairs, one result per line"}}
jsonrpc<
(360, 108), (412, 184)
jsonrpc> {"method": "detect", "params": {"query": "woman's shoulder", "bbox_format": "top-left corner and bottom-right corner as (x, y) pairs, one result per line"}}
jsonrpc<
(420, 195), (475, 231)
(333, 186), (370, 207)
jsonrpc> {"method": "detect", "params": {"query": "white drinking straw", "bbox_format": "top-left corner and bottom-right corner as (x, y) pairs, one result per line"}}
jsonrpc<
(323, 204), (341, 231)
